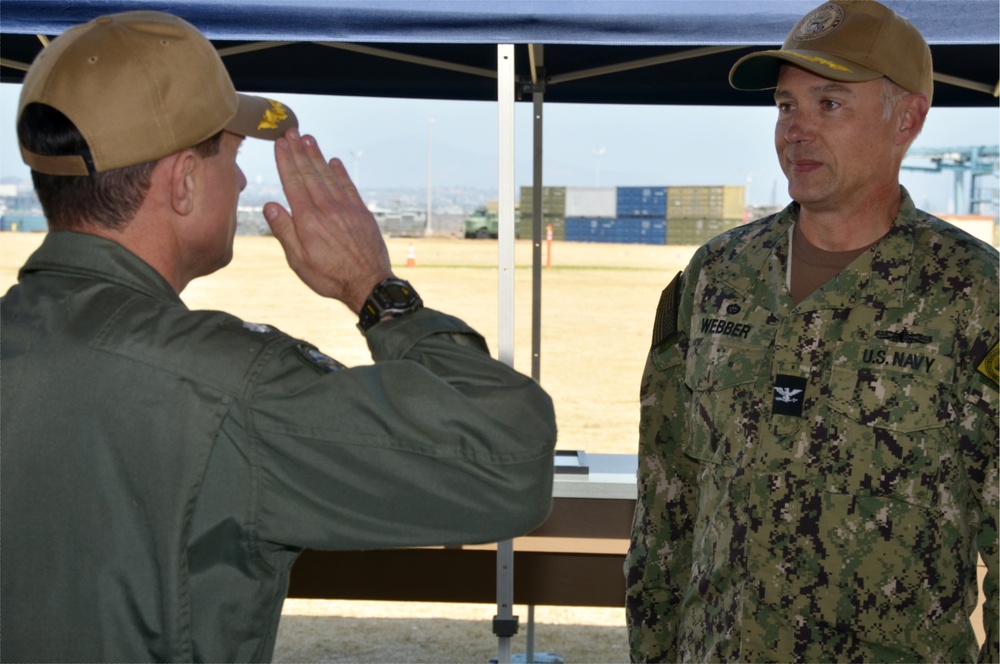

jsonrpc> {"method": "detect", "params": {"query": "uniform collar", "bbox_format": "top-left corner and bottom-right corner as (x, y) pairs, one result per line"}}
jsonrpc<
(796, 187), (916, 313)
(18, 230), (182, 304)
(712, 206), (795, 317)
(714, 186), (917, 316)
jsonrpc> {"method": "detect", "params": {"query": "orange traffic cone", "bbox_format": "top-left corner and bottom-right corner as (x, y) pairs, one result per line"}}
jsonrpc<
(406, 244), (416, 268)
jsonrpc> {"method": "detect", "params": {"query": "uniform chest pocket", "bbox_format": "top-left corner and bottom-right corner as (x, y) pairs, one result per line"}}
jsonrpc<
(826, 341), (956, 506)
(828, 342), (956, 433)
(683, 339), (768, 465)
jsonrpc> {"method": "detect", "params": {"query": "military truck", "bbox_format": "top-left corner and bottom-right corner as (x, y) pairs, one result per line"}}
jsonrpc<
(463, 207), (499, 239)
(465, 207), (521, 239)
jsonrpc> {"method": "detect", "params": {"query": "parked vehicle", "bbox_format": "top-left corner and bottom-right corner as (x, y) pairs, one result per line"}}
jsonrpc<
(464, 207), (522, 238)
(464, 207), (499, 239)
(370, 205), (427, 237)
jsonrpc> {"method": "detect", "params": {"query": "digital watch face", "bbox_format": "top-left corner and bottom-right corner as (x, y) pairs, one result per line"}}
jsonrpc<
(358, 279), (422, 332)
(377, 282), (415, 308)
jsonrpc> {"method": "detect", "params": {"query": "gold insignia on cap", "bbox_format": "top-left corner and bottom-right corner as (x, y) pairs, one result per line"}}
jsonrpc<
(258, 99), (289, 130)
(785, 51), (852, 73)
(977, 341), (999, 387)
(791, 3), (845, 42)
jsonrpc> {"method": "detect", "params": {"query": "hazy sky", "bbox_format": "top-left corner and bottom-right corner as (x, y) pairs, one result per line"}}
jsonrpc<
(1, 83), (997, 212)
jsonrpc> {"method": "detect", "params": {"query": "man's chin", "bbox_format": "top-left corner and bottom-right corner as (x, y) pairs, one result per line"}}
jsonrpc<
(202, 250), (234, 279)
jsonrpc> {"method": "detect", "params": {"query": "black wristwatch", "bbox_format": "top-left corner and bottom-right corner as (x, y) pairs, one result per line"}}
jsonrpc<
(357, 278), (423, 333)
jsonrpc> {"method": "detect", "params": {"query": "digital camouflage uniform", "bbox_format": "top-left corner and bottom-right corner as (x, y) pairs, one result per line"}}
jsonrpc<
(1, 231), (557, 663)
(625, 188), (999, 662)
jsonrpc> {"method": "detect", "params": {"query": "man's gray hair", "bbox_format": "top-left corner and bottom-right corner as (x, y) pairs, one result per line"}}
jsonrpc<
(881, 78), (913, 120)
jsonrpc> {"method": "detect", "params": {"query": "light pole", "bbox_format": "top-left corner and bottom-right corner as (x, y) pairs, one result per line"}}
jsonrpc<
(350, 150), (364, 188)
(426, 118), (435, 237)
(734, 166), (759, 221)
(591, 147), (606, 187)
(734, 167), (757, 200)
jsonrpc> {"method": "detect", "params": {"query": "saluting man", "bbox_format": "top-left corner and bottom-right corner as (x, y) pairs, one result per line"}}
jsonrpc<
(1, 11), (556, 662)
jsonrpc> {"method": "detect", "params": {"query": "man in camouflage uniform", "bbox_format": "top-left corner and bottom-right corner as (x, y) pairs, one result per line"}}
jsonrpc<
(625, 1), (999, 661)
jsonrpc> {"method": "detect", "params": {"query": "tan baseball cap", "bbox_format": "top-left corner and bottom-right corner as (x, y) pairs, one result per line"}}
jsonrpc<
(729, 0), (933, 104)
(18, 11), (298, 176)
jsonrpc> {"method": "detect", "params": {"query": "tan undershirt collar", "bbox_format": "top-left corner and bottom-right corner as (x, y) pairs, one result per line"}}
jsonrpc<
(789, 222), (882, 305)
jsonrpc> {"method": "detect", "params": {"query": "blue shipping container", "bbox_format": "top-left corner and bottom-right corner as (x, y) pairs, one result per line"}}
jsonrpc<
(616, 186), (667, 219)
(566, 217), (665, 245)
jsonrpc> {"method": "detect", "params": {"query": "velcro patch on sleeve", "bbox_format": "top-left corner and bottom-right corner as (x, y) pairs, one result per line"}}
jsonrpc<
(295, 343), (345, 373)
(651, 271), (683, 351)
(976, 341), (999, 387)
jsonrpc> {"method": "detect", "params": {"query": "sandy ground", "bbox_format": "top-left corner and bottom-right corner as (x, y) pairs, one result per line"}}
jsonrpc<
(1, 232), (987, 662)
(0, 232), (695, 456)
(275, 600), (630, 663)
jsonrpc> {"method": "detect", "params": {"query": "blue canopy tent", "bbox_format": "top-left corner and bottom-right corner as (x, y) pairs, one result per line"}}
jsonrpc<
(2, 2), (998, 662)
(2, 1), (998, 106)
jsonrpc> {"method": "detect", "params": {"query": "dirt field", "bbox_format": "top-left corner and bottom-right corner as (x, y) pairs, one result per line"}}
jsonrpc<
(0, 232), (694, 456)
(275, 600), (630, 663)
(0, 231), (692, 663)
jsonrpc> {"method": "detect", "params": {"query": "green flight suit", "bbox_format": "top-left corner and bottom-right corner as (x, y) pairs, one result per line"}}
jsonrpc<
(1, 230), (557, 663)
(626, 189), (999, 662)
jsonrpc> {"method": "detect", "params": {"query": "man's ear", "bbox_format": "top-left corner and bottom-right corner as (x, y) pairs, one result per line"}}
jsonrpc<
(896, 93), (929, 147)
(168, 150), (198, 216)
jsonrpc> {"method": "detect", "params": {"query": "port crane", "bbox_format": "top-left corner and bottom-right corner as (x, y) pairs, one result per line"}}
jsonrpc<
(902, 145), (999, 215)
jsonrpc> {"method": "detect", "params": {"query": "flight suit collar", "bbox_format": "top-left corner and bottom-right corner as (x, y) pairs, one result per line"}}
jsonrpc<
(18, 230), (182, 305)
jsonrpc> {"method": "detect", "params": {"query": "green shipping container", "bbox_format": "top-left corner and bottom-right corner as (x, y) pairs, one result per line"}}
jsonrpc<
(517, 214), (566, 241)
(666, 185), (745, 221)
(666, 218), (745, 246)
(519, 186), (567, 240)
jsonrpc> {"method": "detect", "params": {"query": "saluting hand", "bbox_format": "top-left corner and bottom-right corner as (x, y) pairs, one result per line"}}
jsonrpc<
(264, 128), (393, 314)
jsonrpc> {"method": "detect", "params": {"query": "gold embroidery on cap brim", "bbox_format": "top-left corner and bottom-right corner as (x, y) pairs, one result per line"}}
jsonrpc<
(785, 51), (852, 73)
(258, 99), (289, 130)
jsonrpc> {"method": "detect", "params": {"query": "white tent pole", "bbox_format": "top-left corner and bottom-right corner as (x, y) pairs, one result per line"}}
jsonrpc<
(497, 54), (516, 358)
(494, 43), (517, 664)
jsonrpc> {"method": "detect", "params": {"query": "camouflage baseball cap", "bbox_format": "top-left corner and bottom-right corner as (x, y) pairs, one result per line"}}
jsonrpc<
(18, 11), (298, 176)
(729, 1), (933, 103)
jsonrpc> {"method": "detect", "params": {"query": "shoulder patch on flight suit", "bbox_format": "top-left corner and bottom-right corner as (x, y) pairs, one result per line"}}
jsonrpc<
(651, 271), (682, 351)
(295, 343), (345, 373)
(976, 341), (999, 387)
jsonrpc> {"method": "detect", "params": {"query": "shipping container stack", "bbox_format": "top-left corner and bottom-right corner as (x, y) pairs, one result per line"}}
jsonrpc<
(612, 186), (667, 245)
(518, 186), (567, 240)
(518, 184), (744, 246)
(564, 186), (615, 243)
(561, 186), (668, 245)
(664, 185), (746, 245)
